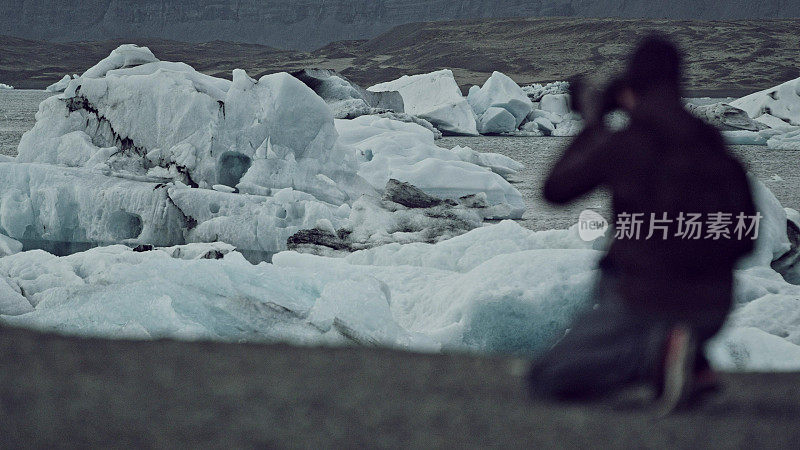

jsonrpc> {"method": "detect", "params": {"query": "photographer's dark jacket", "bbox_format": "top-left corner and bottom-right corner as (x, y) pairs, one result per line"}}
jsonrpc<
(543, 94), (756, 318)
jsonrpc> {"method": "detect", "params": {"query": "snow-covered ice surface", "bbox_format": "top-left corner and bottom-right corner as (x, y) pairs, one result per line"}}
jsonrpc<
(368, 70), (479, 136)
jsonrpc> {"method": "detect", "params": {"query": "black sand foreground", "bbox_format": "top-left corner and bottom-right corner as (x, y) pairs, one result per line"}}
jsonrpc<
(1, 326), (798, 448)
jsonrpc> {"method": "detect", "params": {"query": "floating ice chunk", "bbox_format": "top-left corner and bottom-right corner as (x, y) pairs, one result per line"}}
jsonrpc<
(522, 81), (570, 102)
(731, 77), (800, 126)
(368, 70), (479, 136)
(468, 71), (533, 127)
(722, 129), (779, 145)
(336, 116), (524, 218)
(476, 107), (516, 134)
(0, 83), (13, 90)
(448, 145), (524, 177)
(532, 117), (555, 134)
(552, 119), (583, 137)
(527, 108), (563, 124)
(767, 128), (800, 150)
(539, 93), (572, 116)
(687, 103), (767, 131)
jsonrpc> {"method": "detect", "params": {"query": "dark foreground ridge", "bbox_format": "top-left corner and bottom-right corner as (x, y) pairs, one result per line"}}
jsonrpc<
(1, 326), (798, 447)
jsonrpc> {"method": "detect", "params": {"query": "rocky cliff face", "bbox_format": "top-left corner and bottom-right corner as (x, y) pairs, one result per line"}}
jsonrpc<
(2, 0), (799, 50)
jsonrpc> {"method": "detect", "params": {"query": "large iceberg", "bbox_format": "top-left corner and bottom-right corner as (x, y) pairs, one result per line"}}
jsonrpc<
(468, 71), (534, 132)
(18, 45), (366, 205)
(368, 70), (479, 136)
(8, 45), (527, 259)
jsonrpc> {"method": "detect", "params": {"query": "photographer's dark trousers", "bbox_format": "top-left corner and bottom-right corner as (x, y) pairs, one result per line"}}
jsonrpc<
(527, 270), (723, 400)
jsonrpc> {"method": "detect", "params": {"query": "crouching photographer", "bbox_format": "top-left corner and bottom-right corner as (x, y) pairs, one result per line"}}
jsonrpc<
(527, 34), (757, 414)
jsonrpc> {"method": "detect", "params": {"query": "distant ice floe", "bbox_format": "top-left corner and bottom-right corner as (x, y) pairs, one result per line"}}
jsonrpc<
(0, 83), (13, 90)
(368, 69), (480, 136)
(703, 76), (800, 148)
(467, 77), (583, 137)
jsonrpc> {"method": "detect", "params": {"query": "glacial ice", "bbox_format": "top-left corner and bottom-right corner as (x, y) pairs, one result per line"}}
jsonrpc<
(522, 81), (570, 102)
(767, 128), (800, 150)
(336, 115), (525, 218)
(46, 75), (74, 93)
(731, 76), (800, 127)
(721, 77), (800, 149)
(0, 232), (22, 257)
(368, 70), (479, 136)
(476, 107), (517, 134)
(18, 51), (362, 205)
(287, 179), (499, 255)
(10, 45), (531, 258)
(290, 68), (404, 118)
(0, 83), (13, 90)
(3, 209), (800, 370)
(468, 71), (534, 128)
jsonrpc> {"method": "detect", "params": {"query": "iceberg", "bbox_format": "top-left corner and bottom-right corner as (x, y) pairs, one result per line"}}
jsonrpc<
(9, 45), (527, 258)
(476, 107), (517, 134)
(767, 128), (800, 150)
(0, 83), (13, 90)
(522, 81), (570, 102)
(368, 70), (479, 136)
(336, 115), (525, 218)
(731, 76), (800, 127)
(468, 71), (534, 128)
(18, 46), (364, 206)
(686, 102), (767, 131)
